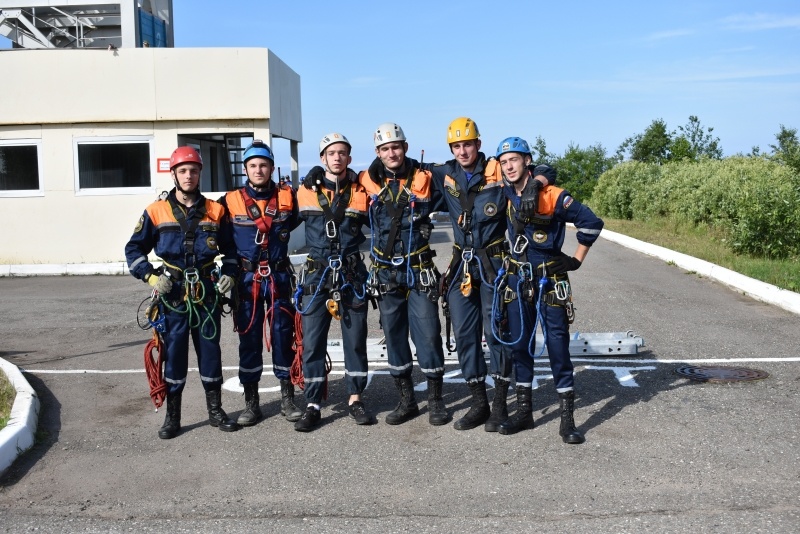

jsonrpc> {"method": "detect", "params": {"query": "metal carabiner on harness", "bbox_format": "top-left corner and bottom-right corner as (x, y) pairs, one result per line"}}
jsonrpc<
(554, 279), (571, 302)
(419, 268), (434, 288)
(518, 262), (533, 281)
(254, 229), (267, 245)
(325, 219), (338, 239)
(391, 255), (405, 267)
(460, 260), (472, 297)
(512, 234), (529, 256)
(257, 262), (271, 278)
(328, 255), (342, 271)
(326, 298), (341, 320)
(461, 247), (474, 263)
(183, 268), (199, 285)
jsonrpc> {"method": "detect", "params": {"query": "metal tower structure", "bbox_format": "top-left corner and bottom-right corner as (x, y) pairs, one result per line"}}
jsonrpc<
(0, 0), (173, 49)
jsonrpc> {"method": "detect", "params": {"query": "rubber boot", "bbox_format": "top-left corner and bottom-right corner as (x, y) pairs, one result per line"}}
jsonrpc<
(158, 392), (181, 440)
(205, 389), (240, 432)
(499, 386), (534, 435)
(280, 379), (303, 422)
(484, 378), (510, 432)
(427, 377), (449, 426)
(237, 382), (262, 426)
(559, 390), (585, 444)
(385, 376), (420, 425)
(453, 381), (490, 431)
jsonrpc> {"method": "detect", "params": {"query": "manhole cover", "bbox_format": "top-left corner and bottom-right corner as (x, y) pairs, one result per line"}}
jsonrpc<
(675, 365), (769, 383)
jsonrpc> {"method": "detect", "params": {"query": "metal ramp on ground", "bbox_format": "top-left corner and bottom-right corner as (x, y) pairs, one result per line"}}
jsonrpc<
(322, 331), (645, 363)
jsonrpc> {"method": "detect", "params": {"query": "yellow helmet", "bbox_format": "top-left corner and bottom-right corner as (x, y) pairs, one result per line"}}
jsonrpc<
(447, 117), (480, 144)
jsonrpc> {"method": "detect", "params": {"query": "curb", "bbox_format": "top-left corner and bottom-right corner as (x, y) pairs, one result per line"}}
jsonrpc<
(599, 229), (800, 316)
(0, 357), (40, 477)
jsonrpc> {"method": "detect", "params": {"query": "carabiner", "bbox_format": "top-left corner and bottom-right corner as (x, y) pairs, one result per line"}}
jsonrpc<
(518, 262), (533, 281)
(419, 268), (432, 288)
(391, 255), (405, 267)
(254, 229), (266, 245)
(461, 247), (474, 263)
(554, 280), (571, 301)
(183, 268), (199, 285)
(460, 270), (472, 297)
(257, 262), (271, 278)
(512, 235), (529, 255)
(325, 219), (338, 239)
(328, 255), (342, 270)
(326, 298), (341, 320)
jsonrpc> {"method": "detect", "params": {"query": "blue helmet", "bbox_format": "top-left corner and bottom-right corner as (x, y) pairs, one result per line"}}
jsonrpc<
(243, 139), (274, 164)
(496, 137), (531, 159)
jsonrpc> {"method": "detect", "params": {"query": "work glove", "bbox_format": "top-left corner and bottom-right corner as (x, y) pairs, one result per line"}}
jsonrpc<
(530, 164), (557, 186)
(216, 274), (235, 294)
(302, 166), (326, 189)
(147, 272), (173, 294)
(518, 178), (542, 220)
(548, 255), (582, 275)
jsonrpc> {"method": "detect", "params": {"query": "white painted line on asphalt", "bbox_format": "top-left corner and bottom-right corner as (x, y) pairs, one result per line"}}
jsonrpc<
(21, 355), (800, 376)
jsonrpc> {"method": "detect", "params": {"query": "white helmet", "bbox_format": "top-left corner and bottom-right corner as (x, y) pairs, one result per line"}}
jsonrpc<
(373, 122), (407, 148)
(319, 132), (352, 156)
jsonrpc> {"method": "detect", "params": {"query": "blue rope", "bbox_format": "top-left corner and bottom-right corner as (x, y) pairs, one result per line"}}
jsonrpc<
(528, 266), (549, 359)
(490, 271), (528, 347)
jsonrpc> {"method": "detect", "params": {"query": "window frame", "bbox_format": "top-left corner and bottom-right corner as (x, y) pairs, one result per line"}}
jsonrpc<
(73, 135), (155, 196)
(0, 138), (44, 198)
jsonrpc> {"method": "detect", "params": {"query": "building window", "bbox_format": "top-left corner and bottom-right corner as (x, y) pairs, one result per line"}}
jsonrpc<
(75, 137), (153, 194)
(0, 141), (41, 196)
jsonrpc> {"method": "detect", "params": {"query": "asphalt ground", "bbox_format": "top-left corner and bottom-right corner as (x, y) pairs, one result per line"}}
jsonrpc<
(1, 224), (799, 533)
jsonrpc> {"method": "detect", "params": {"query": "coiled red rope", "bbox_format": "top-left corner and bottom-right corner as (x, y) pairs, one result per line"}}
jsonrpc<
(144, 330), (167, 409)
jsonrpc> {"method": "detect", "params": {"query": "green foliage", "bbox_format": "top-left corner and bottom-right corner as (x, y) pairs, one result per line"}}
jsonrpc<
(0, 369), (14, 431)
(769, 124), (800, 175)
(529, 135), (554, 166)
(617, 116), (722, 164)
(591, 157), (800, 259)
(550, 142), (616, 202)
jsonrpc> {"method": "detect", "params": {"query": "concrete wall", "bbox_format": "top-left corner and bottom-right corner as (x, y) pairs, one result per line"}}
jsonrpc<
(0, 47), (303, 265)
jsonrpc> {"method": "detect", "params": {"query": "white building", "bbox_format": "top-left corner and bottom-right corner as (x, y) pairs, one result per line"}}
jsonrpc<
(0, 1), (303, 265)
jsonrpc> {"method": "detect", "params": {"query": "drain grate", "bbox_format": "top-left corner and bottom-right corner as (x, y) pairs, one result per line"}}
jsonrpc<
(675, 365), (769, 383)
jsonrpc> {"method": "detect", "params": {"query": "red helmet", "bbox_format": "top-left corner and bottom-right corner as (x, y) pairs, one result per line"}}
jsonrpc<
(169, 146), (203, 170)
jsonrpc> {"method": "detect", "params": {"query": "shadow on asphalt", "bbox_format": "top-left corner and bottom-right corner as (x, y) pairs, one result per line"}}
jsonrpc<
(0, 374), (60, 487)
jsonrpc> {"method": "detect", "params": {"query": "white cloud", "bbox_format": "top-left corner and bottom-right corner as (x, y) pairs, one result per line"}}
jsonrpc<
(720, 13), (800, 31)
(644, 29), (694, 41)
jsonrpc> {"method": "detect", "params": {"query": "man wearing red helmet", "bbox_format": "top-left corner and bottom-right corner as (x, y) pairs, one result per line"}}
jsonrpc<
(125, 146), (240, 439)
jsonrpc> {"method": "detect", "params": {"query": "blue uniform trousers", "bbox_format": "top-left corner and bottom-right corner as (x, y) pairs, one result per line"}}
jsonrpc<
(161, 280), (224, 394)
(299, 286), (369, 404)
(504, 274), (575, 392)
(378, 287), (444, 379)
(235, 271), (296, 384)
(447, 259), (513, 383)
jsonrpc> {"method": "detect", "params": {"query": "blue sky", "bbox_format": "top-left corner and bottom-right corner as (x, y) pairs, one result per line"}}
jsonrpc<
(4, 1), (799, 176)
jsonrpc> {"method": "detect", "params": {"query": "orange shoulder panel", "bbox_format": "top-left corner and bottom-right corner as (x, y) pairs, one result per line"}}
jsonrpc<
(484, 159), (502, 183)
(537, 185), (564, 217)
(411, 169), (432, 199)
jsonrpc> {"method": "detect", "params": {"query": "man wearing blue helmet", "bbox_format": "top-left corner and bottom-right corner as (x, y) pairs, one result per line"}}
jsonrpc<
(422, 118), (548, 432)
(494, 136), (604, 443)
(218, 139), (301, 427)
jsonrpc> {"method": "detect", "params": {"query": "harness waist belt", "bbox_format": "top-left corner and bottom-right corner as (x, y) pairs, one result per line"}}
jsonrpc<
(241, 257), (290, 273)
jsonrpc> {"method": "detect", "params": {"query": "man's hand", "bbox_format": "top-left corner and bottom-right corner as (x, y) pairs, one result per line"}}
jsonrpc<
(302, 166), (325, 189)
(148, 273), (173, 294)
(519, 178), (542, 219)
(548, 255), (582, 274)
(216, 274), (235, 294)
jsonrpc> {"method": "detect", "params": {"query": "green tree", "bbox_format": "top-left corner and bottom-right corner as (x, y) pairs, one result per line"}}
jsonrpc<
(769, 124), (800, 174)
(618, 119), (672, 164)
(672, 115), (722, 160)
(552, 142), (616, 202)
(529, 135), (553, 166)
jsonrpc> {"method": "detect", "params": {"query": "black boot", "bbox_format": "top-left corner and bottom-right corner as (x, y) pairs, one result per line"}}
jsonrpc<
(499, 386), (534, 435)
(454, 381), (490, 431)
(205, 389), (240, 432)
(237, 382), (262, 426)
(427, 377), (449, 426)
(280, 379), (303, 422)
(559, 390), (585, 444)
(158, 392), (181, 440)
(385, 376), (420, 425)
(484, 378), (510, 432)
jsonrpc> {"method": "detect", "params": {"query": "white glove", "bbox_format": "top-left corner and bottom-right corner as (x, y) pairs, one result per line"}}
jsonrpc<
(148, 273), (173, 294)
(216, 274), (235, 294)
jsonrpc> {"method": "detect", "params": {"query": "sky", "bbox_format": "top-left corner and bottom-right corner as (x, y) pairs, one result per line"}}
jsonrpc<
(4, 1), (800, 176)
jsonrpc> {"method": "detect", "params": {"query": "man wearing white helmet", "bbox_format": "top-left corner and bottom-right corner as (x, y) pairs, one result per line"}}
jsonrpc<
(356, 122), (449, 427)
(292, 133), (375, 431)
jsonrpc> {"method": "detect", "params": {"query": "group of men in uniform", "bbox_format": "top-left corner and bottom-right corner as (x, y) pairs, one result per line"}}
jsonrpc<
(125, 117), (603, 444)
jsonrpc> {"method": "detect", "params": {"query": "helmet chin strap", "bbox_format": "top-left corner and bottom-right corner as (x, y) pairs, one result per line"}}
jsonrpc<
(173, 179), (199, 204)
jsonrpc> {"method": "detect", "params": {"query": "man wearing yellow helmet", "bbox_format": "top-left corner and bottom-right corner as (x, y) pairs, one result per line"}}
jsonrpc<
(423, 117), (550, 432)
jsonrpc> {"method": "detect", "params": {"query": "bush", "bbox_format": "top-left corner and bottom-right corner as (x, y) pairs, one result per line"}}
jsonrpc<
(591, 157), (800, 259)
